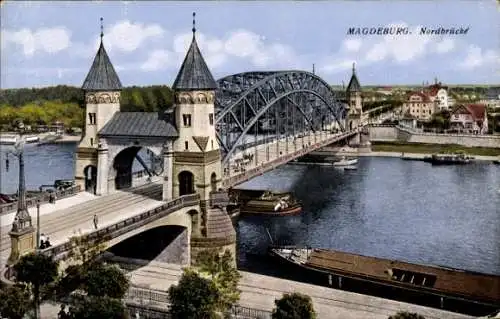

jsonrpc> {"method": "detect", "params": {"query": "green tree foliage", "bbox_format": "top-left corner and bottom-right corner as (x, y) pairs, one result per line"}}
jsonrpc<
(0, 284), (32, 319)
(169, 269), (221, 319)
(0, 84), (174, 130)
(85, 263), (129, 299)
(195, 248), (241, 312)
(67, 296), (128, 319)
(14, 252), (59, 317)
(54, 235), (128, 299)
(272, 292), (316, 319)
(388, 311), (426, 319)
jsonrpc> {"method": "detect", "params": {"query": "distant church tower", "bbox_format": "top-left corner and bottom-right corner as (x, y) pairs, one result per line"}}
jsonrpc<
(74, 18), (122, 194)
(346, 62), (363, 130)
(171, 13), (221, 200)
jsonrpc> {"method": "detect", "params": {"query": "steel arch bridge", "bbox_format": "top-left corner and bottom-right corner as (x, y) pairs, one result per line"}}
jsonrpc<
(215, 71), (348, 164)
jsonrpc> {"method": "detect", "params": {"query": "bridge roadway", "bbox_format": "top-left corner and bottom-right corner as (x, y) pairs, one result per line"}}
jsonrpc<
(223, 110), (395, 187)
(0, 182), (165, 266)
(224, 129), (358, 187)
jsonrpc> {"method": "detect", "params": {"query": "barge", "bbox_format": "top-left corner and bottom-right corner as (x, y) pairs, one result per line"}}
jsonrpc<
(269, 247), (500, 316)
(230, 189), (302, 216)
(423, 152), (474, 165)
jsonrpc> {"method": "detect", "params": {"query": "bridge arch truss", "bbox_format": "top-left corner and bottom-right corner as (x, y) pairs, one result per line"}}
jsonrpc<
(215, 71), (347, 164)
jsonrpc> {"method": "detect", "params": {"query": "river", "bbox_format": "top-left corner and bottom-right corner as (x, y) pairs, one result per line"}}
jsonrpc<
(1, 143), (499, 276)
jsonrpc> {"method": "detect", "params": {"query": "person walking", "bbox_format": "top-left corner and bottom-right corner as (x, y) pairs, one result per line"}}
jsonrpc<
(93, 214), (98, 229)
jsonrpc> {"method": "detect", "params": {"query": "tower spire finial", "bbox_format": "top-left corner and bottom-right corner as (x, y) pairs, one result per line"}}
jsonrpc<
(100, 17), (104, 40)
(352, 62), (356, 74)
(192, 12), (196, 36)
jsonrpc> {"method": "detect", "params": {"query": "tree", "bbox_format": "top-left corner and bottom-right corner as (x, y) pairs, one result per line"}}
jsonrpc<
(0, 284), (31, 319)
(14, 252), (59, 318)
(85, 263), (129, 298)
(67, 296), (128, 319)
(169, 269), (221, 319)
(388, 311), (426, 319)
(195, 248), (241, 313)
(272, 292), (316, 319)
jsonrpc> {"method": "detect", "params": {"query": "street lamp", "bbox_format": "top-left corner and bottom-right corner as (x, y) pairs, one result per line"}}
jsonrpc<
(7, 135), (32, 232)
(36, 198), (41, 250)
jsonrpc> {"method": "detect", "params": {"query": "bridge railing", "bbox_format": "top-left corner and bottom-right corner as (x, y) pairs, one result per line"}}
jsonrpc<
(0, 185), (81, 215)
(40, 193), (200, 261)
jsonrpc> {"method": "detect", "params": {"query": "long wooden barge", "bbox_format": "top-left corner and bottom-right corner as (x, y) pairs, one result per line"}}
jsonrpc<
(269, 247), (500, 316)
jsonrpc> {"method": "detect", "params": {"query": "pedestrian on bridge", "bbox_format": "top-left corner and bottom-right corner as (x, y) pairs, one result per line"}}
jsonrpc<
(93, 214), (98, 229)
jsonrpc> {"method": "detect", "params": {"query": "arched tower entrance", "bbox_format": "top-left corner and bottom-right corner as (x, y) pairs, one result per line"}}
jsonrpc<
(83, 165), (97, 194)
(112, 146), (163, 190)
(178, 171), (195, 196)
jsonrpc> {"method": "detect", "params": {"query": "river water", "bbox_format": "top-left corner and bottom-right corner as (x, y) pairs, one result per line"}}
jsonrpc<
(1, 143), (499, 275)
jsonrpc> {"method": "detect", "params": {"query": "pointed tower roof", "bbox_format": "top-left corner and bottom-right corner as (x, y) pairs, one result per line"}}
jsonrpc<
(82, 18), (122, 91)
(346, 62), (361, 93)
(172, 13), (217, 91)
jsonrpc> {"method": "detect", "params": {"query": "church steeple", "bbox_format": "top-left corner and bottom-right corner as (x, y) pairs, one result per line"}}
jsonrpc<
(172, 12), (217, 91)
(82, 18), (122, 91)
(346, 62), (361, 93)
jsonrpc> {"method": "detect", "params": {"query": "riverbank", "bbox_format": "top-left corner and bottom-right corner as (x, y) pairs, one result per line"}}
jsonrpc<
(0, 132), (81, 144)
(37, 133), (81, 144)
(358, 151), (499, 162)
(370, 141), (500, 157)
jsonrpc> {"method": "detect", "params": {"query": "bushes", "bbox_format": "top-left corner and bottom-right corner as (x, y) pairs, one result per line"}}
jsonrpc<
(272, 292), (316, 319)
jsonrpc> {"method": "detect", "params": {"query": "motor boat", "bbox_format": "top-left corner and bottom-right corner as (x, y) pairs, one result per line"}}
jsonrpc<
(332, 156), (358, 167)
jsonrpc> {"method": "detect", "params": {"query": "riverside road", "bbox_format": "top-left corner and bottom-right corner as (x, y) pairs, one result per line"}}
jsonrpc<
(1, 143), (499, 277)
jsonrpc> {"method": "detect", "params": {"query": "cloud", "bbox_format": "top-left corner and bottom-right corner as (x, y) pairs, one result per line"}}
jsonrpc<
(168, 29), (298, 71)
(434, 38), (455, 54)
(458, 45), (499, 70)
(365, 23), (433, 63)
(321, 59), (354, 74)
(1, 27), (71, 56)
(104, 20), (164, 53)
(342, 38), (362, 53)
(141, 49), (173, 71)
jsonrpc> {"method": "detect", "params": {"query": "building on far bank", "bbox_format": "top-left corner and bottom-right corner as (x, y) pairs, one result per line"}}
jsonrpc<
(479, 87), (500, 110)
(401, 91), (437, 121)
(426, 80), (451, 110)
(449, 104), (488, 134)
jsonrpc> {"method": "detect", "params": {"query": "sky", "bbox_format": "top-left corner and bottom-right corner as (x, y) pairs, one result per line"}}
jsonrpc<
(1, 0), (499, 89)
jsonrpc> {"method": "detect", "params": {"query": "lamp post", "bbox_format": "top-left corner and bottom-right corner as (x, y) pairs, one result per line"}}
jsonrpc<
(36, 199), (41, 250)
(7, 135), (32, 233)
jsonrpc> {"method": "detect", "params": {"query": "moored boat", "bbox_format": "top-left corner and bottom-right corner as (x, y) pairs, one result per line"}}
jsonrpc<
(332, 156), (358, 167)
(268, 246), (500, 316)
(425, 152), (473, 165)
(240, 192), (302, 216)
(493, 157), (500, 165)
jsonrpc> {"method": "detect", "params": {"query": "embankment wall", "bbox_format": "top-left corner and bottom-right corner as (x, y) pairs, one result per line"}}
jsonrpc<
(369, 125), (500, 148)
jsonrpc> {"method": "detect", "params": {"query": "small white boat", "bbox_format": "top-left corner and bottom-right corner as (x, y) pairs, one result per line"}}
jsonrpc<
(332, 156), (358, 167)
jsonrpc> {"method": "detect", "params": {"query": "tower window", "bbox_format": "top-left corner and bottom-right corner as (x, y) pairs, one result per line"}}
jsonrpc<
(183, 114), (192, 127)
(89, 113), (96, 125)
(211, 140), (214, 149)
(90, 138), (94, 146)
(209, 113), (214, 125)
(185, 141), (189, 150)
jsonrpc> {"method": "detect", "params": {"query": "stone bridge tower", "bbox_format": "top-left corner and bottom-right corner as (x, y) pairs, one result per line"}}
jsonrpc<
(346, 63), (370, 147)
(75, 19), (122, 194)
(346, 62), (363, 130)
(171, 13), (236, 263)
